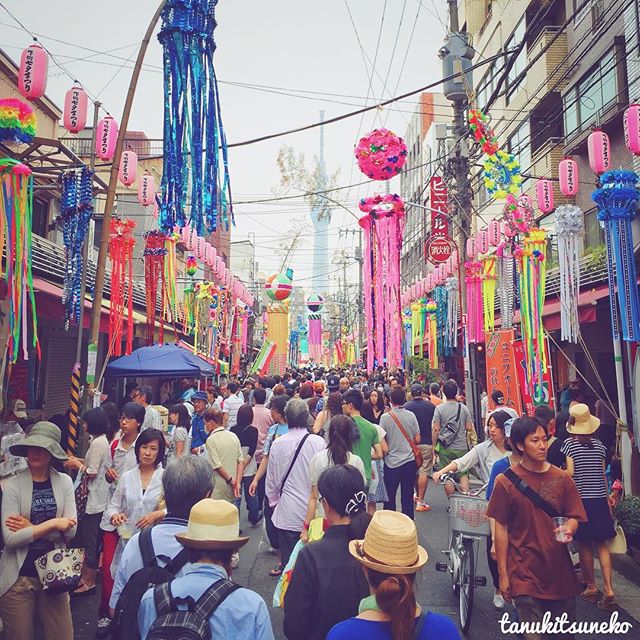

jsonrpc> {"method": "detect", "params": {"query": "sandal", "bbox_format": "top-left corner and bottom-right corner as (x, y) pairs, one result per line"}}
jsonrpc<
(579, 589), (601, 604)
(597, 595), (617, 612)
(269, 564), (284, 577)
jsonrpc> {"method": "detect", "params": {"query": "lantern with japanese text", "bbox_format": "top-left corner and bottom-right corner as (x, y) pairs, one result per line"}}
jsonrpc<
(18, 42), (48, 100)
(624, 105), (640, 155)
(466, 237), (476, 259)
(587, 130), (611, 174)
(559, 158), (579, 197)
(63, 85), (88, 134)
(488, 220), (501, 246)
(96, 116), (118, 161)
(196, 236), (206, 259)
(536, 179), (554, 213)
(118, 149), (138, 187)
(476, 229), (489, 254)
(138, 173), (155, 207)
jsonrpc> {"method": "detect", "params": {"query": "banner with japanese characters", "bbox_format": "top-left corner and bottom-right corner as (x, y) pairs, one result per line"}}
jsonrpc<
(485, 329), (522, 415)
(513, 338), (555, 416)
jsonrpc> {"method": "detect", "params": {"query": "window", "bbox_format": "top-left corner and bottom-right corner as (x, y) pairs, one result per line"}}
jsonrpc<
(584, 209), (603, 249)
(573, 0), (592, 25)
(508, 120), (531, 185)
(563, 50), (619, 136)
(505, 19), (526, 102)
(476, 61), (497, 111)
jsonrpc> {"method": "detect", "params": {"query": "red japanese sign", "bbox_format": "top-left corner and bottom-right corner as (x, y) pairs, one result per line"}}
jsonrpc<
(485, 329), (522, 415)
(429, 176), (449, 238)
(512, 339), (555, 416)
(426, 236), (454, 263)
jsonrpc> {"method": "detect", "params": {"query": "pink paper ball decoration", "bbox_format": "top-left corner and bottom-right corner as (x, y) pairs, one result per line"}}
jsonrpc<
(355, 128), (408, 181)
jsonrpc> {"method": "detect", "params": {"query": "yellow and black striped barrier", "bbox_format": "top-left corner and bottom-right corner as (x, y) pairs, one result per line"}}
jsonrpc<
(67, 363), (81, 456)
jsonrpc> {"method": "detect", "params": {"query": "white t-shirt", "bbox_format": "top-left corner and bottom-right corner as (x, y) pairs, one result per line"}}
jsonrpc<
(85, 434), (111, 515)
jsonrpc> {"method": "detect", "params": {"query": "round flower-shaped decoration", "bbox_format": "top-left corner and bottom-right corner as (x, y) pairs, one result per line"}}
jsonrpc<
(306, 294), (324, 312)
(484, 151), (523, 199)
(469, 109), (499, 156)
(355, 128), (408, 180)
(503, 194), (534, 234)
(185, 255), (197, 277)
(265, 271), (293, 301)
(555, 204), (584, 238)
(425, 299), (437, 313)
(358, 193), (405, 219)
(0, 98), (36, 144)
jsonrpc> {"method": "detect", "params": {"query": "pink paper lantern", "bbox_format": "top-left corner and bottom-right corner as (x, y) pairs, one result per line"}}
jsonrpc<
(96, 116), (118, 161)
(587, 130), (611, 174)
(214, 256), (223, 278)
(502, 221), (517, 238)
(205, 244), (214, 266)
(118, 149), (138, 187)
(624, 105), (640, 155)
(184, 227), (197, 251)
(476, 229), (489, 254)
(466, 237), (476, 259)
(559, 158), (579, 197)
(196, 236), (206, 259)
(438, 264), (447, 282)
(138, 173), (155, 207)
(18, 42), (48, 100)
(487, 220), (501, 246)
(63, 85), (87, 133)
(536, 179), (554, 213)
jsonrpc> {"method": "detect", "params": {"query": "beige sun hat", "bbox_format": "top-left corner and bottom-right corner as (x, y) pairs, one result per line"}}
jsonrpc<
(9, 421), (67, 460)
(568, 403), (600, 435)
(175, 499), (249, 550)
(349, 510), (428, 575)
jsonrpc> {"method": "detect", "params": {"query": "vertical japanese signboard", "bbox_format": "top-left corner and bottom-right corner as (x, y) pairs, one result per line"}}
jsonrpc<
(512, 339), (555, 416)
(429, 176), (449, 237)
(485, 329), (522, 415)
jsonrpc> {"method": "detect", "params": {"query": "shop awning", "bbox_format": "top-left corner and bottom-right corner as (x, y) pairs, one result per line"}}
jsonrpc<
(105, 344), (215, 378)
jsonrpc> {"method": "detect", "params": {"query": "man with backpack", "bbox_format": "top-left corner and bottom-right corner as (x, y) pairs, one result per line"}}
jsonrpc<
(109, 457), (215, 640)
(431, 379), (475, 497)
(138, 498), (274, 640)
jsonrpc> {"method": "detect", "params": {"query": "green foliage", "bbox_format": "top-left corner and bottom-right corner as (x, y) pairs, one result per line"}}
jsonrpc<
(410, 357), (439, 385)
(615, 496), (640, 537)
(584, 244), (607, 271)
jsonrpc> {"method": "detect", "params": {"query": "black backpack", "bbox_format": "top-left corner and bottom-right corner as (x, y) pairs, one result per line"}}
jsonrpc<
(111, 526), (189, 640)
(147, 578), (240, 640)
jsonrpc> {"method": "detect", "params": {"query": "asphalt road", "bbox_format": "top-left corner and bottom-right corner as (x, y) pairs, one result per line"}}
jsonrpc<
(66, 479), (639, 640)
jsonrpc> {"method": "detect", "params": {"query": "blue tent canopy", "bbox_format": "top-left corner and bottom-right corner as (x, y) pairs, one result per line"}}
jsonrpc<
(105, 344), (215, 378)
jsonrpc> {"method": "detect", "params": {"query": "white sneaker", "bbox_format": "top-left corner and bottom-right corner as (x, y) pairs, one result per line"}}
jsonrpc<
(493, 593), (505, 609)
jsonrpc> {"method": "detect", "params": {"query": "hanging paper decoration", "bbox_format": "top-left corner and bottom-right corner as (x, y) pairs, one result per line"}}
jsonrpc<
(143, 230), (168, 345)
(496, 241), (515, 329)
(482, 255), (497, 333)
(108, 218), (136, 356)
(119, 149), (138, 187)
(514, 229), (547, 401)
(354, 128), (408, 181)
(58, 166), (94, 328)
(536, 179), (554, 213)
(306, 294), (324, 312)
(266, 301), (290, 373)
(434, 285), (450, 357)
(503, 193), (534, 234)
(138, 173), (155, 207)
(411, 301), (423, 355)
(466, 237), (476, 259)
(288, 328), (300, 368)
(477, 229), (489, 254)
(559, 158), (579, 197)
(555, 205), (584, 343)
(488, 220), (501, 246)
(483, 151), (522, 199)
(592, 170), (640, 341)
(624, 105), (640, 155)
(18, 41), (48, 100)
(358, 195), (405, 371)
(164, 231), (179, 323)
(403, 309), (412, 365)
(265, 269), (294, 301)
(465, 260), (483, 343)
(63, 85), (88, 134)
(0, 98), (36, 144)
(445, 276), (459, 351)
(469, 109), (499, 155)
(587, 130), (611, 175)
(308, 313), (323, 361)
(186, 254), (198, 277)
(158, 0), (233, 235)
(425, 298), (438, 368)
(96, 116), (118, 161)
(0, 159), (39, 362)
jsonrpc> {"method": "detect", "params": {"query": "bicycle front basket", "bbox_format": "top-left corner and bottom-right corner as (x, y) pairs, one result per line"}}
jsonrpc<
(449, 495), (490, 536)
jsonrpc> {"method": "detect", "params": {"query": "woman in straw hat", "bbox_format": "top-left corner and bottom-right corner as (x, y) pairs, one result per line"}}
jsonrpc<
(327, 510), (461, 640)
(0, 421), (77, 640)
(560, 403), (617, 611)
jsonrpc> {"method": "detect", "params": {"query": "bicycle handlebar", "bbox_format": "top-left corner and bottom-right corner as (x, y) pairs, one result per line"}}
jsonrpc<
(439, 473), (488, 497)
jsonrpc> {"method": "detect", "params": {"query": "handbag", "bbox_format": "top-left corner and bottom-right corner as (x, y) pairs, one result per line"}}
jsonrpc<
(74, 470), (90, 520)
(607, 524), (627, 554)
(388, 411), (423, 469)
(35, 547), (85, 593)
(437, 403), (462, 448)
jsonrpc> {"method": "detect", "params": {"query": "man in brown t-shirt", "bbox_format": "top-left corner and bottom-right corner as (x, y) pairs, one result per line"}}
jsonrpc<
(487, 417), (586, 639)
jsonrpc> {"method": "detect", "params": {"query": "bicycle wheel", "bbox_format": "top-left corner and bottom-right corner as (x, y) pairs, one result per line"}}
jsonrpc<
(450, 532), (460, 596)
(459, 538), (475, 633)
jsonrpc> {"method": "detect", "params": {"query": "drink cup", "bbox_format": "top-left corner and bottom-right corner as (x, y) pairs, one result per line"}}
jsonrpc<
(553, 516), (569, 542)
(117, 523), (133, 541)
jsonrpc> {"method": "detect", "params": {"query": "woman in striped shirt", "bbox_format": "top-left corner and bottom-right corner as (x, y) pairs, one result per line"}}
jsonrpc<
(560, 404), (616, 611)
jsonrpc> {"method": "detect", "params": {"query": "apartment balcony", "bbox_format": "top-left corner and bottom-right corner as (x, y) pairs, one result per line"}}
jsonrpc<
(524, 136), (568, 214)
(526, 26), (569, 96)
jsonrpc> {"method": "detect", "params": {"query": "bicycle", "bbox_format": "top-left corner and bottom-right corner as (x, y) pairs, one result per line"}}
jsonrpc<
(434, 473), (490, 633)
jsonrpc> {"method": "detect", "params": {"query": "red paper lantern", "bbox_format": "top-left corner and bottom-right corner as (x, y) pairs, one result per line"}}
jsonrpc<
(559, 158), (579, 196)
(466, 237), (476, 259)
(63, 85), (88, 133)
(96, 116), (118, 161)
(587, 130), (611, 174)
(624, 105), (640, 155)
(536, 179), (554, 213)
(118, 149), (138, 187)
(476, 229), (489, 254)
(18, 42), (48, 100)
(138, 173), (155, 207)
(487, 220), (501, 246)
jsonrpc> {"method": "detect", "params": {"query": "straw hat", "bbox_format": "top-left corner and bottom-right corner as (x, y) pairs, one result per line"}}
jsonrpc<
(10, 421), (67, 460)
(568, 403), (600, 435)
(175, 499), (249, 550)
(349, 510), (428, 575)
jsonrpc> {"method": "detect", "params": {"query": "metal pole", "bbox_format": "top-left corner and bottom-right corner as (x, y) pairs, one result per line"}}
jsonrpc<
(614, 338), (632, 494)
(87, 0), (167, 389)
(357, 227), (364, 366)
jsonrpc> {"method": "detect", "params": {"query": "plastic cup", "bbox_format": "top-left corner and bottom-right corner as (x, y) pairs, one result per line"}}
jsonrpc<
(553, 516), (570, 542)
(117, 523), (133, 541)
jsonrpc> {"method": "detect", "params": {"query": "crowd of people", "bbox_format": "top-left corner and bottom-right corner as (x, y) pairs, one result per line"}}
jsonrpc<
(0, 367), (625, 640)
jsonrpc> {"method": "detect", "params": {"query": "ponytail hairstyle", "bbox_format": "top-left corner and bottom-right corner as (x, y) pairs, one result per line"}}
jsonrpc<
(366, 569), (417, 640)
(327, 415), (354, 466)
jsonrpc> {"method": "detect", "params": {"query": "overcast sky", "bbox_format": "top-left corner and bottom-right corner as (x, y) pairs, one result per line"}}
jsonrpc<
(1, 0), (450, 293)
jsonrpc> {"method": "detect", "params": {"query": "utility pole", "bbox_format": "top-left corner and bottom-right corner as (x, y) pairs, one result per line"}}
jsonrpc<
(440, 0), (482, 430)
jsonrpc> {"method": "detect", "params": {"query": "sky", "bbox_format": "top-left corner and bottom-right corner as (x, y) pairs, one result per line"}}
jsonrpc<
(0, 0), (450, 295)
